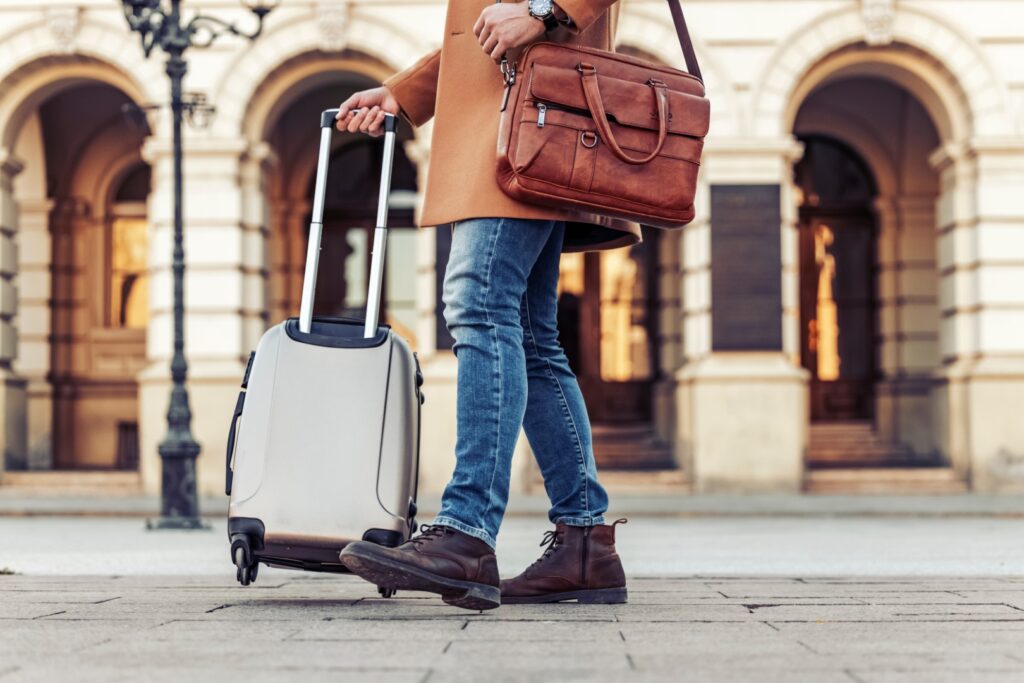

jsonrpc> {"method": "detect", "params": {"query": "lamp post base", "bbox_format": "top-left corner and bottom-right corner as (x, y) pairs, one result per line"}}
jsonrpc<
(148, 440), (207, 532)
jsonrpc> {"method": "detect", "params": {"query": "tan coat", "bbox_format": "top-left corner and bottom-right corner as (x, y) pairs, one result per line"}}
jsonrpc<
(384, 0), (641, 252)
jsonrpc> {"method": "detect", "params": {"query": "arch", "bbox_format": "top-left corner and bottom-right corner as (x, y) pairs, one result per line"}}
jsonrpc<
(615, 6), (738, 138)
(752, 5), (1015, 141)
(86, 146), (149, 219)
(0, 19), (162, 147)
(241, 52), (393, 144)
(794, 100), (899, 198)
(213, 10), (433, 139)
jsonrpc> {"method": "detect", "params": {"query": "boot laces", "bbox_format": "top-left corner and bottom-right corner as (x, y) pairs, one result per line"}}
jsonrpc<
(529, 529), (563, 568)
(409, 524), (451, 548)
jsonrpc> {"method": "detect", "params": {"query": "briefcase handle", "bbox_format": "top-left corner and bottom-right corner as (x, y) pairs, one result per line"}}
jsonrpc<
(298, 109), (399, 339)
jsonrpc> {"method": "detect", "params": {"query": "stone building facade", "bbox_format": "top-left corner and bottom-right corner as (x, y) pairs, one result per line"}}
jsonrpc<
(0, 0), (1022, 498)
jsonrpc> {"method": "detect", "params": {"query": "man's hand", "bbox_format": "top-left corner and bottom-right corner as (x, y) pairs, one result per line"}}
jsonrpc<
(474, 2), (546, 64)
(335, 87), (400, 137)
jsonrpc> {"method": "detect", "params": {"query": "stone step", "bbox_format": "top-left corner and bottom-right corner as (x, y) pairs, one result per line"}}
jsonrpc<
(0, 471), (142, 496)
(597, 468), (690, 495)
(592, 424), (675, 471)
(804, 468), (967, 494)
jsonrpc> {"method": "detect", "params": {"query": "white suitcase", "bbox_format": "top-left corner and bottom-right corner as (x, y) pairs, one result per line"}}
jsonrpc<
(225, 111), (421, 593)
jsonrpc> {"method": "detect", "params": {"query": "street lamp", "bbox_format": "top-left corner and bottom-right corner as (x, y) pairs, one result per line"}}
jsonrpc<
(122, 0), (278, 530)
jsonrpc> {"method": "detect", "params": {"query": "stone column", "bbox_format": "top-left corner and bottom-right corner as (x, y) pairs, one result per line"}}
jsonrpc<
(138, 137), (268, 496)
(14, 197), (53, 469)
(652, 229), (682, 446)
(676, 139), (809, 492)
(932, 141), (1024, 491)
(874, 194), (941, 458)
(0, 151), (27, 476)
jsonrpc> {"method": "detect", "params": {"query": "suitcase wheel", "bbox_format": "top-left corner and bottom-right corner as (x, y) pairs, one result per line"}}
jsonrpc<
(377, 586), (397, 599)
(232, 536), (259, 587)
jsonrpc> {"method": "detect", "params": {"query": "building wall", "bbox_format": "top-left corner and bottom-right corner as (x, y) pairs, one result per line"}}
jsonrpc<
(0, 0), (1022, 494)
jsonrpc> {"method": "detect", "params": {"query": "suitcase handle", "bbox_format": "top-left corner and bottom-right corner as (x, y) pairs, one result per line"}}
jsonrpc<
(298, 109), (399, 338)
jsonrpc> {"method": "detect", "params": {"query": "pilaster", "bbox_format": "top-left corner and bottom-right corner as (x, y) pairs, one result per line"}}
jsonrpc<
(676, 138), (809, 492)
(0, 150), (26, 476)
(138, 136), (269, 496)
(931, 140), (1024, 491)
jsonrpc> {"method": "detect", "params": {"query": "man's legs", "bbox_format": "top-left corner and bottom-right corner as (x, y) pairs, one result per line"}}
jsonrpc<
(432, 217), (562, 548)
(520, 222), (609, 525)
(339, 217), (559, 610)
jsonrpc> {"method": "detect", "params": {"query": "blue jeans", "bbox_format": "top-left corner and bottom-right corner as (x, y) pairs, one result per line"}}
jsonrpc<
(433, 218), (609, 549)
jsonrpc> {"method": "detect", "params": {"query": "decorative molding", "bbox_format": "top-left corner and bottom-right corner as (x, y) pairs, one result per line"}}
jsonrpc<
(0, 149), (25, 181)
(315, 1), (351, 52)
(44, 7), (82, 53)
(861, 0), (896, 46)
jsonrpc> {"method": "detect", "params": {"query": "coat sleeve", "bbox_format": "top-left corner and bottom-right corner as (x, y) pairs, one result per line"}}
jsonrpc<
(384, 49), (441, 127)
(554, 0), (619, 33)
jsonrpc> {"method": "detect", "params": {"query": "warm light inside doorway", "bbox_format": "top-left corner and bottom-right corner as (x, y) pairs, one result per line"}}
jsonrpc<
(812, 223), (840, 381)
(110, 217), (149, 329)
(557, 248), (652, 382)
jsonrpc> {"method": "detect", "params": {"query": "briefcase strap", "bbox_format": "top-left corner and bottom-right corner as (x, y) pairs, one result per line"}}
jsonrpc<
(667, 0), (702, 82)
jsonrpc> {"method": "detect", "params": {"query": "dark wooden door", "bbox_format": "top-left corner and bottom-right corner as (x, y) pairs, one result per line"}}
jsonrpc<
(557, 233), (658, 425)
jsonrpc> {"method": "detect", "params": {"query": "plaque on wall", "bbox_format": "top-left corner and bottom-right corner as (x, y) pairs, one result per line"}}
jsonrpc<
(710, 184), (783, 351)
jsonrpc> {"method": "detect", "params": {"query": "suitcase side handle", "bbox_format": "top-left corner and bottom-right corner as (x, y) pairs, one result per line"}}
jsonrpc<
(298, 109), (399, 338)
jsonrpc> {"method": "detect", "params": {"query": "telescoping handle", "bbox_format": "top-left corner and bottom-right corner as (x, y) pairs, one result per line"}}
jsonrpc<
(298, 109), (398, 338)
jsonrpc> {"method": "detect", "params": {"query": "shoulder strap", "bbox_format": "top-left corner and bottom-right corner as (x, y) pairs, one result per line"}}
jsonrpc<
(667, 0), (702, 82)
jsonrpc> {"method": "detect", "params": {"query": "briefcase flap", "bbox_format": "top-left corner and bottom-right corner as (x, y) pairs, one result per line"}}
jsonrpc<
(528, 62), (710, 139)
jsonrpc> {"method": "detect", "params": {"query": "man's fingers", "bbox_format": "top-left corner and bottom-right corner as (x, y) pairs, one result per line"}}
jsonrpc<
(473, 12), (485, 37)
(336, 107), (388, 137)
(477, 23), (493, 49)
(489, 41), (506, 62)
(346, 108), (368, 133)
(359, 106), (380, 133)
(336, 93), (363, 120)
(367, 110), (387, 138)
(335, 109), (360, 132)
(481, 32), (500, 55)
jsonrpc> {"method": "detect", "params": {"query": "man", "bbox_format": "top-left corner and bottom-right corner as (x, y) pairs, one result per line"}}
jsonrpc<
(336, 0), (636, 611)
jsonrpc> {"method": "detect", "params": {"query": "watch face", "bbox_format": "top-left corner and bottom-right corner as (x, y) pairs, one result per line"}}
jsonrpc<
(529, 0), (554, 17)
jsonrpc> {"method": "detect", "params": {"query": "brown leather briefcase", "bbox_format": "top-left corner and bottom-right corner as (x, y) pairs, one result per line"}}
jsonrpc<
(496, 0), (708, 229)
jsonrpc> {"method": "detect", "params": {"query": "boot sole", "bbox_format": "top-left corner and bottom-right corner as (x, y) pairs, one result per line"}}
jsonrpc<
(501, 587), (628, 604)
(339, 545), (500, 611)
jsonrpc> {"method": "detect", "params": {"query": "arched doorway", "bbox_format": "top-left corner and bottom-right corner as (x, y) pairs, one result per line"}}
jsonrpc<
(795, 135), (878, 422)
(259, 64), (419, 343)
(794, 76), (943, 469)
(10, 80), (150, 471)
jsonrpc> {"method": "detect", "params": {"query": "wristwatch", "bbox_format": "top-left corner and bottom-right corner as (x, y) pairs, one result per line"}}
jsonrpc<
(528, 0), (560, 32)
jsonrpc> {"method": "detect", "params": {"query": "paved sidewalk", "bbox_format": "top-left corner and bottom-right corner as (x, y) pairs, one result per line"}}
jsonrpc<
(2, 574), (1023, 682)
(2, 513), (1023, 681)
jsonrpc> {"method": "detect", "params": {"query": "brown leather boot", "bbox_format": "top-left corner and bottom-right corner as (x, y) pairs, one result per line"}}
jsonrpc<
(339, 525), (500, 610)
(501, 520), (628, 604)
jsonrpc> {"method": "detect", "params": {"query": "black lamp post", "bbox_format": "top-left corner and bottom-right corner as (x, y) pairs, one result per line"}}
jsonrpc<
(122, 0), (277, 530)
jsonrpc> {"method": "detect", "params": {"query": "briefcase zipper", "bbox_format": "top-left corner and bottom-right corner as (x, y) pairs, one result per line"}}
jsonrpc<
(533, 100), (599, 126)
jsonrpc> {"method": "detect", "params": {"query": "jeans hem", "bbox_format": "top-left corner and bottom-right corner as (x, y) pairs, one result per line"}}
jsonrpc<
(432, 516), (497, 550)
(553, 515), (606, 527)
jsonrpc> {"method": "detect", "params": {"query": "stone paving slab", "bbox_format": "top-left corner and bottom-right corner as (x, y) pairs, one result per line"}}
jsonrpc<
(2, 575), (1023, 682)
